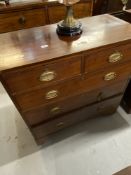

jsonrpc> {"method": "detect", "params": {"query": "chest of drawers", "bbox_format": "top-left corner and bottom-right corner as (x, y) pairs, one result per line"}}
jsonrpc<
(0, 0), (93, 33)
(0, 15), (131, 144)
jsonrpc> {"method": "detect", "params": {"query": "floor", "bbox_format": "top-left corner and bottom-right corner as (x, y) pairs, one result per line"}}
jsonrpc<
(0, 82), (131, 175)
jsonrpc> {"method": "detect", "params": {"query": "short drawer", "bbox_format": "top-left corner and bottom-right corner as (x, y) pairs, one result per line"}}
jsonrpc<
(2, 54), (81, 94)
(85, 43), (131, 73)
(32, 95), (122, 139)
(48, 5), (66, 24)
(73, 1), (93, 18)
(24, 80), (126, 126)
(0, 8), (46, 33)
(14, 62), (131, 111)
(48, 1), (92, 24)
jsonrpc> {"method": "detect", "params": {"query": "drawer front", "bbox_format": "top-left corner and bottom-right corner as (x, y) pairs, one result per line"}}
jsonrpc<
(85, 43), (131, 73)
(32, 95), (122, 139)
(73, 1), (93, 18)
(0, 9), (46, 33)
(48, 1), (92, 23)
(2, 55), (81, 94)
(48, 5), (66, 23)
(24, 80), (126, 126)
(14, 62), (131, 111)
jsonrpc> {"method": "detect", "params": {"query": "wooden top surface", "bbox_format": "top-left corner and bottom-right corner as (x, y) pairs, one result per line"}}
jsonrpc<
(0, 0), (43, 9)
(0, 0), (56, 12)
(0, 0), (91, 12)
(0, 14), (131, 71)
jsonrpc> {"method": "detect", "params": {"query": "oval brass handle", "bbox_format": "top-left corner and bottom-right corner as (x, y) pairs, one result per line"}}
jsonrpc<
(45, 90), (58, 100)
(40, 71), (56, 82)
(50, 107), (61, 115)
(109, 52), (123, 63)
(18, 16), (26, 25)
(56, 122), (64, 127)
(104, 72), (116, 81)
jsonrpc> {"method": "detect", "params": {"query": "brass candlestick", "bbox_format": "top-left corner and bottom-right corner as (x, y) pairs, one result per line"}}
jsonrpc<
(56, 0), (82, 36)
(121, 0), (128, 10)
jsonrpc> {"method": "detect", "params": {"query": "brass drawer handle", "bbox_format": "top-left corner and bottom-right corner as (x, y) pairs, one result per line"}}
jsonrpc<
(104, 72), (116, 81)
(50, 107), (61, 115)
(40, 71), (56, 82)
(109, 52), (123, 63)
(18, 16), (26, 25)
(56, 122), (64, 127)
(45, 90), (58, 100)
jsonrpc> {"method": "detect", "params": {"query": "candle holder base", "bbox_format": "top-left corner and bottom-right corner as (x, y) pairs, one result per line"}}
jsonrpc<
(56, 2), (82, 37)
(57, 21), (82, 36)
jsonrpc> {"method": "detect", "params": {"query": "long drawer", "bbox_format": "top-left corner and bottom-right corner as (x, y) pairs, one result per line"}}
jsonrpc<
(14, 62), (131, 111)
(85, 43), (131, 73)
(23, 80), (126, 126)
(32, 95), (122, 140)
(2, 54), (81, 94)
(0, 8), (46, 33)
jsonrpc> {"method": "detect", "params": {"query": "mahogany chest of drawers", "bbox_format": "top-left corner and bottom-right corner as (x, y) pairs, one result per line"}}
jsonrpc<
(0, 15), (131, 144)
(0, 0), (93, 33)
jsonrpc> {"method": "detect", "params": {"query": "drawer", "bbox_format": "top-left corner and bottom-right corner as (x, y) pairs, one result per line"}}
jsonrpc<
(73, 1), (93, 18)
(48, 5), (66, 23)
(32, 95), (122, 139)
(48, 1), (92, 23)
(24, 80), (126, 126)
(2, 54), (81, 94)
(14, 62), (131, 111)
(0, 8), (46, 33)
(85, 43), (131, 73)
